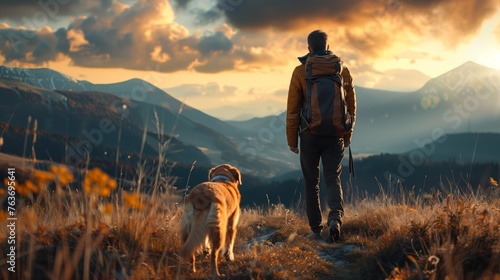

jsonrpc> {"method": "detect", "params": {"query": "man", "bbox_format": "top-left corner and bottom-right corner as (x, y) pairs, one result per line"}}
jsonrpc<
(286, 30), (356, 242)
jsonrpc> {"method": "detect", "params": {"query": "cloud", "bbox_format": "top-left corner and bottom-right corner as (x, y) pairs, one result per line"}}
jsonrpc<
(190, 7), (223, 26)
(404, 0), (499, 47)
(197, 31), (233, 56)
(495, 23), (500, 45)
(0, 26), (67, 64)
(219, 0), (498, 35)
(0, 0), (111, 21)
(190, 0), (499, 57)
(4, 0), (496, 73)
(0, 0), (274, 73)
(222, 0), (365, 31)
(171, 0), (192, 9)
(171, 0), (226, 25)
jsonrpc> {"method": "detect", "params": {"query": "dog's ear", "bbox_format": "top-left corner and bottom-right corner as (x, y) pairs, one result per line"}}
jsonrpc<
(208, 166), (217, 181)
(228, 166), (242, 185)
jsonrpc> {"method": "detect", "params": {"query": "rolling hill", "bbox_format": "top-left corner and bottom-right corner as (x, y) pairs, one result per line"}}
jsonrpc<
(0, 77), (211, 170)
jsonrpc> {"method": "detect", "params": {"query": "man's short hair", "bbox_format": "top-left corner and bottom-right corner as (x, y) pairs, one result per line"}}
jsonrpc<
(308, 30), (328, 52)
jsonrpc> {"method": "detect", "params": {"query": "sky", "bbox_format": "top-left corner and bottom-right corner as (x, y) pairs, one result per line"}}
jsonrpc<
(1, 0), (500, 120)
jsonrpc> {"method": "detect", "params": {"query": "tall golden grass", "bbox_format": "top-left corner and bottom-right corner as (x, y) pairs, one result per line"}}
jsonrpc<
(1, 164), (499, 279)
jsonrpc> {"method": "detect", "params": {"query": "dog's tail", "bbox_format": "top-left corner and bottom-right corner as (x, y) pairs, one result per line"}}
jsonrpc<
(206, 202), (226, 230)
(206, 202), (227, 249)
(179, 204), (209, 259)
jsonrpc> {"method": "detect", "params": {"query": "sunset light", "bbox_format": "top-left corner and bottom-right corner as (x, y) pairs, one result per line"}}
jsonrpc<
(1, 1), (500, 279)
(0, 1), (498, 119)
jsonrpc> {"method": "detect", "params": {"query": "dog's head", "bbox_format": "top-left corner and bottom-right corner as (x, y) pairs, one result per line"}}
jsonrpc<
(208, 164), (242, 185)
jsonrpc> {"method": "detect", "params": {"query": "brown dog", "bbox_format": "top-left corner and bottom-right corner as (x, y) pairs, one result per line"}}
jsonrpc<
(179, 164), (242, 278)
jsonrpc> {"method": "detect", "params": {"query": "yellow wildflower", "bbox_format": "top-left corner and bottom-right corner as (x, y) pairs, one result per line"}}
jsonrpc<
(16, 180), (38, 197)
(15, 182), (29, 197)
(32, 170), (54, 187)
(50, 165), (74, 187)
(100, 203), (114, 215)
(490, 177), (498, 188)
(99, 186), (111, 197)
(83, 168), (117, 197)
(123, 191), (145, 210)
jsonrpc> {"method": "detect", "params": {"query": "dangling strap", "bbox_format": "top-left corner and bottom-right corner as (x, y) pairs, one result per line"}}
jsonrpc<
(349, 146), (356, 178)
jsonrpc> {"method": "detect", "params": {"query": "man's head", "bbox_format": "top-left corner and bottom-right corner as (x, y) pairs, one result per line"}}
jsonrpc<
(307, 30), (329, 53)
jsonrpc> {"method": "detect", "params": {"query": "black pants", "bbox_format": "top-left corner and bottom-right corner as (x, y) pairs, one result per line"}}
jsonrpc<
(300, 133), (344, 233)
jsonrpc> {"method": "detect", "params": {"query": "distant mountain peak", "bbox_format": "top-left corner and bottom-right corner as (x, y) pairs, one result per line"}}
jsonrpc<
(460, 60), (480, 67)
(419, 61), (500, 94)
(447, 60), (500, 76)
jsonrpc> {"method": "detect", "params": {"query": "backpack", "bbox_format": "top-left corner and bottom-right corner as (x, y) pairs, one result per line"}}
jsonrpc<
(300, 54), (353, 136)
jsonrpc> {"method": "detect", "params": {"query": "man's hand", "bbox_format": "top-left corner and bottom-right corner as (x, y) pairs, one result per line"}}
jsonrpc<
(344, 140), (350, 148)
(289, 146), (299, 154)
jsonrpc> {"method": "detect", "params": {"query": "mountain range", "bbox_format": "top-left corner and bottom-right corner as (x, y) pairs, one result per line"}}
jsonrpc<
(0, 61), (499, 179)
(0, 65), (293, 177)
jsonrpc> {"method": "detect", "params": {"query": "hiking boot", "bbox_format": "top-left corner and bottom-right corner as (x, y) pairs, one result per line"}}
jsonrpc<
(328, 220), (340, 243)
(306, 232), (323, 242)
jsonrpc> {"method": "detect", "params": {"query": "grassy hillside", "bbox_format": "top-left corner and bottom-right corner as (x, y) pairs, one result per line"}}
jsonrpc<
(1, 161), (499, 279)
(0, 78), (212, 168)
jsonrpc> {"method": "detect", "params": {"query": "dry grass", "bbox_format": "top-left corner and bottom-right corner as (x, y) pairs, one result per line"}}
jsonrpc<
(335, 184), (500, 280)
(1, 165), (499, 279)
